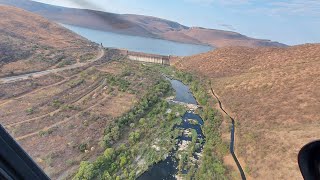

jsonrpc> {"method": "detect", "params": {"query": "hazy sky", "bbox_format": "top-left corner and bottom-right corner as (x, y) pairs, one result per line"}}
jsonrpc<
(32, 0), (320, 45)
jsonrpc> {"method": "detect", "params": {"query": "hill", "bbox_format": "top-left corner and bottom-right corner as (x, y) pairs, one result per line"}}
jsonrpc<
(0, 0), (286, 48)
(173, 44), (320, 179)
(0, 6), (182, 180)
(0, 5), (99, 77)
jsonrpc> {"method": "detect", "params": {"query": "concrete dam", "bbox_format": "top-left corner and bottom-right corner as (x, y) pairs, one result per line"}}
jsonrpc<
(126, 51), (170, 65)
(106, 48), (171, 65)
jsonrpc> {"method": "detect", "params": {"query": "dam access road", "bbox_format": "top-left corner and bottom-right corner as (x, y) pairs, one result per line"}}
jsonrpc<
(0, 48), (105, 84)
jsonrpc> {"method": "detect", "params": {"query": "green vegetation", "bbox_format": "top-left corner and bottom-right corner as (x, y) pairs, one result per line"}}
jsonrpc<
(68, 79), (85, 88)
(52, 100), (63, 108)
(74, 76), (186, 180)
(73, 62), (227, 180)
(57, 59), (73, 68)
(38, 127), (57, 137)
(51, 99), (80, 111)
(152, 65), (228, 179)
(105, 75), (130, 92)
(80, 53), (96, 62)
(61, 104), (80, 111)
(26, 107), (34, 115)
(177, 71), (228, 180)
(78, 143), (88, 153)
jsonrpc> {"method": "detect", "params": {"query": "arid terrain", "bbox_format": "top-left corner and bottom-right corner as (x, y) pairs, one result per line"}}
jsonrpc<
(0, 5), (99, 77)
(0, 55), (166, 179)
(0, 0), (286, 48)
(173, 44), (320, 179)
(0, 5), (166, 179)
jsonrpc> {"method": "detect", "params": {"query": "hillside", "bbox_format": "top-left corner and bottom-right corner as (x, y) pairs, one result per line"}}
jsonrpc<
(173, 44), (320, 179)
(0, 5), (99, 77)
(0, 0), (286, 48)
(0, 6), (180, 179)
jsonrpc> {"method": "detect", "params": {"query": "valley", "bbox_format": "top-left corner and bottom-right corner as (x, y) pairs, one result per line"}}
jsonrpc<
(0, 52), (230, 179)
(1, 3), (319, 180)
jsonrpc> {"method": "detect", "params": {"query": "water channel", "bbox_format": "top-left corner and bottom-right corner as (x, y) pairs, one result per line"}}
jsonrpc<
(138, 78), (206, 180)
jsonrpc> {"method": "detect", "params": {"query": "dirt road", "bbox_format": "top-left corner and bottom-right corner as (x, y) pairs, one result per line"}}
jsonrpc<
(0, 48), (105, 84)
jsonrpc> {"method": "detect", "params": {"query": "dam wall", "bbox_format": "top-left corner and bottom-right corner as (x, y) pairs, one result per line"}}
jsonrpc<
(106, 48), (171, 65)
(127, 55), (170, 65)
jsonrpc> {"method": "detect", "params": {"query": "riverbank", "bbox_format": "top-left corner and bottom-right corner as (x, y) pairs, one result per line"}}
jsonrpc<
(138, 78), (206, 180)
(147, 65), (230, 179)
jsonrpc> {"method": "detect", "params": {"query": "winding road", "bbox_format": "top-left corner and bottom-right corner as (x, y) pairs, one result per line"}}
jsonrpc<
(0, 47), (105, 84)
(210, 88), (247, 180)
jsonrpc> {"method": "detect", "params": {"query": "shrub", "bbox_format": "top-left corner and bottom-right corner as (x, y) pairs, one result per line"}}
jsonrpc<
(68, 79), (85, 88)
(26, 107), (34, 115)
(78, 143), (88, 153)
(52, 100), (63, 108)
(129, 131), (141, 144)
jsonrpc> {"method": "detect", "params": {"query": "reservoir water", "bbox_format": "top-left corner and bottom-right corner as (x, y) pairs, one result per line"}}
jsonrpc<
(61, 24), (213, 56)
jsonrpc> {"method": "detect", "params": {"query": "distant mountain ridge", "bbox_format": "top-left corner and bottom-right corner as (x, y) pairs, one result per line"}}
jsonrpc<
(0, 0), (287, 48)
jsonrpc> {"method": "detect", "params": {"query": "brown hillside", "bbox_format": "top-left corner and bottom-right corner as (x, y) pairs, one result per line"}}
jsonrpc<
(0, 5), (99, 77)
(173, 44), (320, 179)
(179, 27), (285, 48)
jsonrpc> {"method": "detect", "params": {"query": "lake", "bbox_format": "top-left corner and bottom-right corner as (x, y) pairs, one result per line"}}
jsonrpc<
(61, 24), (213, 56)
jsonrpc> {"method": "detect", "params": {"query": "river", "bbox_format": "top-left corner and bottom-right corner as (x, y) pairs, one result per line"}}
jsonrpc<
(138, 78), (205, 180)
(61, 24), (213, 56)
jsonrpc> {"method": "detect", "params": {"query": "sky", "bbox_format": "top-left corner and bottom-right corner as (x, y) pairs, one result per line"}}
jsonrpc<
(32, 0), (320, 45)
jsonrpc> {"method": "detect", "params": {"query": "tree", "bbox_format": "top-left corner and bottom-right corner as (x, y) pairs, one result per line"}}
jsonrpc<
(104, 148), (114, 159)
(129, 131), (141, 144)
(120, 156), (127, 167)
(139, 118), (146, 125)
(111, 126), (120, 141)
(73, 161), (97, 180)
(103, 171), (112, 180)
(167, 113), (175, 121)
(103, 134), (112, 147)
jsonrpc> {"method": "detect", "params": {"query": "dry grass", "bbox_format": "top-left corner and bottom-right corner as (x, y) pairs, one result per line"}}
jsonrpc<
(0, 5), (99, 77)
(0, 60), (159, 179)
(173, 44), (320, 179)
